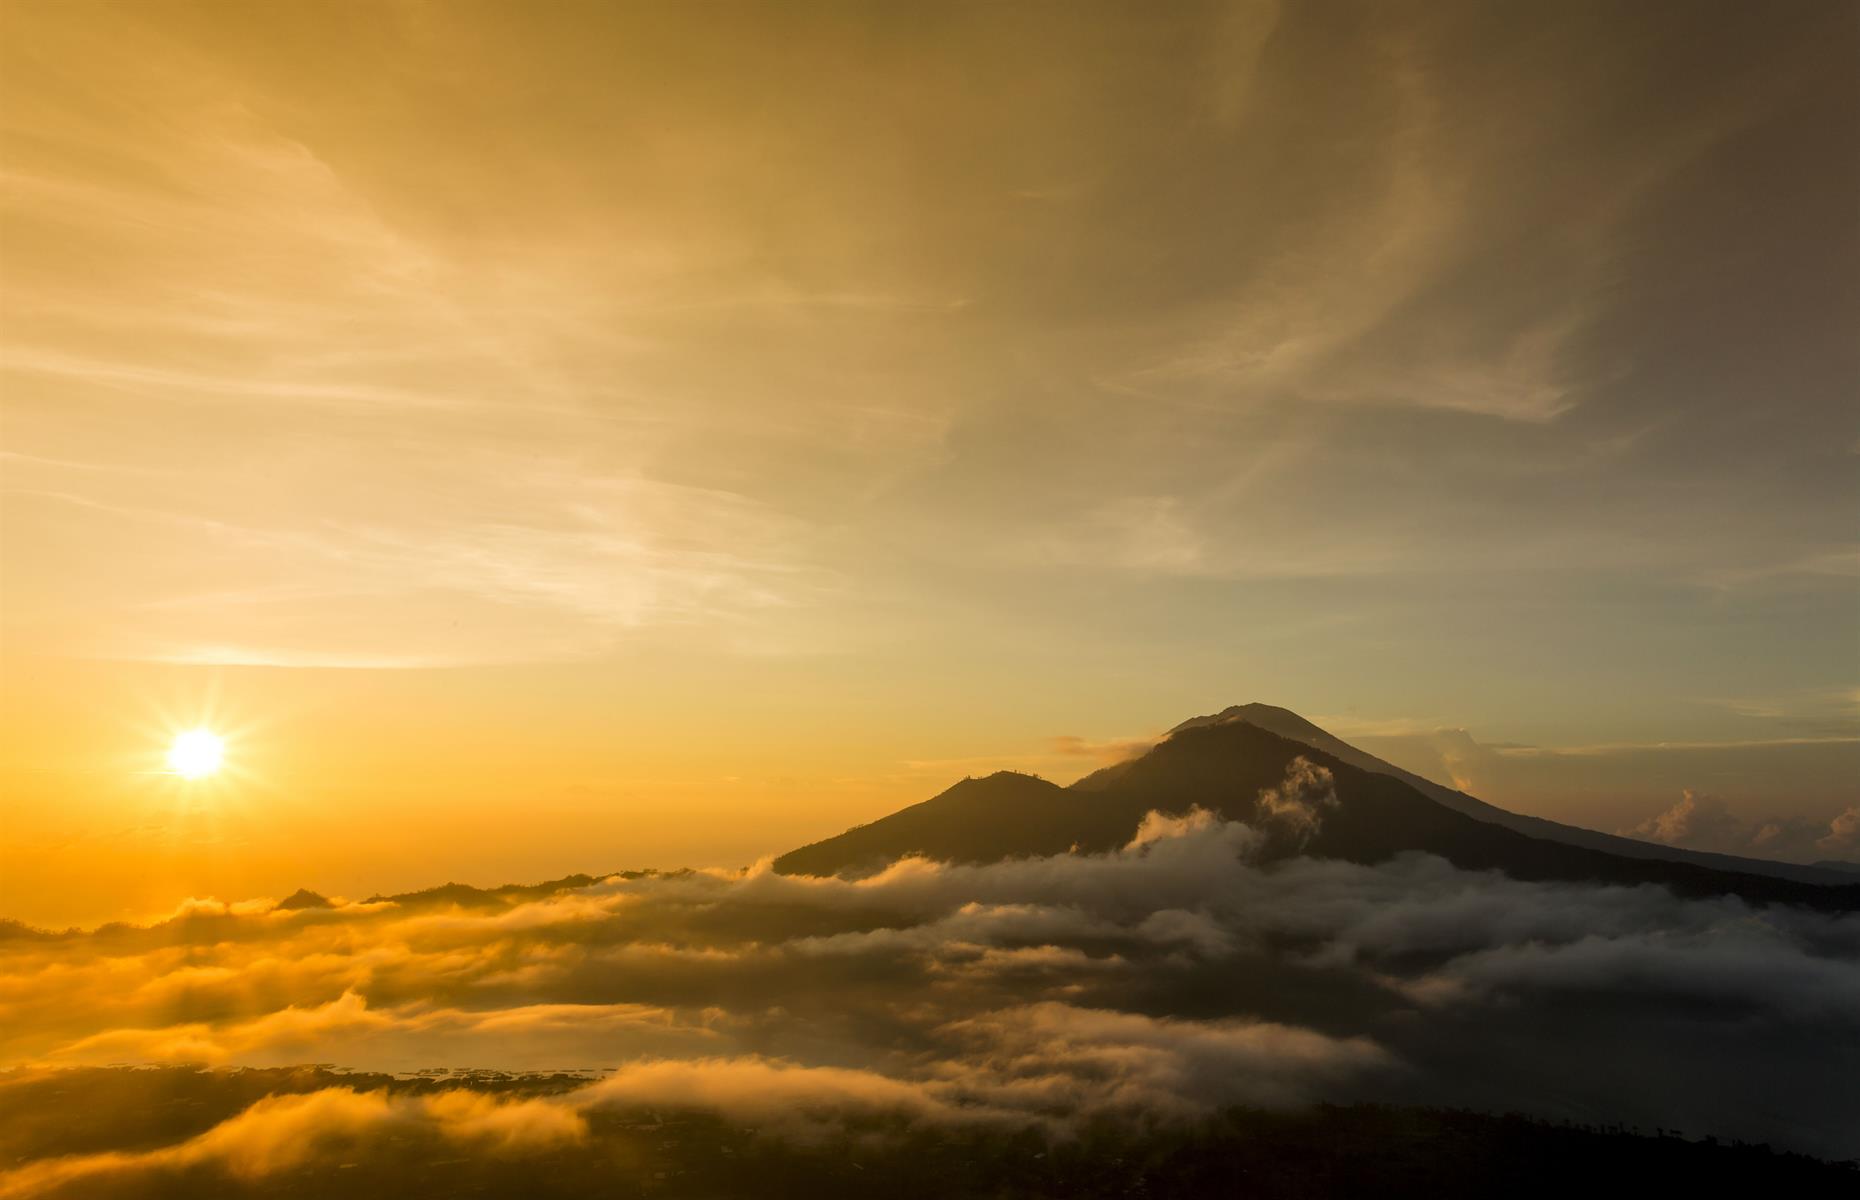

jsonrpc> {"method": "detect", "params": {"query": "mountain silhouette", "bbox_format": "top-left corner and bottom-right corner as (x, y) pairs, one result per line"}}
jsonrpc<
(1183, 704), (1855, 886)
(775, 706), (1860, 912)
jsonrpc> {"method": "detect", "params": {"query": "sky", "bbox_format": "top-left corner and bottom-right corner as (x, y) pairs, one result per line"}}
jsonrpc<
(2, 1), (1856, 927)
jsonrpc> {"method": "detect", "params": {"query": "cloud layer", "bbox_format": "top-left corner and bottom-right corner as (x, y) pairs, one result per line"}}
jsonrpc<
(4, 772), (1857, 1195)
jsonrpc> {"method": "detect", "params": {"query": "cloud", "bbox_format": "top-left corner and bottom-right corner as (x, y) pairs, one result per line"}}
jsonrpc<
(1622, 789), (1745, 849)
(1254, 757), (1338, 843)
(1344, 725), (1860, 853)
(0, 1086), (584, 1198)
(6, 0), (1853, 684)
(938, 1002), (1392, 1115)
(1818, 806), (1860, 857)
(3, 801), (1858, 1172)
(0, 994), (1395, 1194)
(419, 1089), (589, 1154)
(1047, 734), (1158, 766)
(0, 1003), (1392, 1197)
(39, 990), (717, 1072)
(574, 1057), (989, 1137)
(1417, 926), (1860, 1022)
(1024, 497), (1208, 574)
(1621, 792), (1860, 864)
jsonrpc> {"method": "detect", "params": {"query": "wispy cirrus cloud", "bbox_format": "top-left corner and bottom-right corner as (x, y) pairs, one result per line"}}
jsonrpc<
(6, 0), (1854, 684)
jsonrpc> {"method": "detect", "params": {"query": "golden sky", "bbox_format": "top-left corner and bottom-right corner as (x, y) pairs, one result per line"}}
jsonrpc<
(2, 1), (1855, 926)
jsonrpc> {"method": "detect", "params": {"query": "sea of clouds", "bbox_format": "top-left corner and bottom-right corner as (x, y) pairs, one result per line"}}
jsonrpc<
(3, 762), (1857, 1194)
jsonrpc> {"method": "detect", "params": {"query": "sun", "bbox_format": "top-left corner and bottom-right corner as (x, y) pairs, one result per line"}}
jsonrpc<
(167, 728), (225, 779)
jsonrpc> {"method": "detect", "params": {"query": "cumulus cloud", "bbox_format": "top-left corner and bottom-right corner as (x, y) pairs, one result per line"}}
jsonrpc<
(1818, 806), (1860, 857)
(1623, 790), (1745, 849)
(1623, 792), (1860, 863)
(1254, 757), (1338, 843)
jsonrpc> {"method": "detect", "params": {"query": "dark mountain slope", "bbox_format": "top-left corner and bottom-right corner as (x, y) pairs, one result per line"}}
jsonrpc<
(777, 719), (1860, 912)
(775, 771), (1075, 877)
(1188, 704), (1853, 886)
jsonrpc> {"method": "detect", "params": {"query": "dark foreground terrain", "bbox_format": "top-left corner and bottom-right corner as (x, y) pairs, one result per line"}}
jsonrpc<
(2, 1067), (1851, 1199)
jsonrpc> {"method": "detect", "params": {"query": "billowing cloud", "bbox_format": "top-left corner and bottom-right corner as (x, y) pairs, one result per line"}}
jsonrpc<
(1622, 792), (1860, 863)
(1623, 789), (1745, 849)
(1254, 757), (1338, 842)
(1817, 806), (1860, 857)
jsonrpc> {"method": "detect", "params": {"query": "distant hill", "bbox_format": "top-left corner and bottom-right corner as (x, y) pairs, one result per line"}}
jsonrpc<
(361, 873), (618, 908)
(775, 707), (1860, 912)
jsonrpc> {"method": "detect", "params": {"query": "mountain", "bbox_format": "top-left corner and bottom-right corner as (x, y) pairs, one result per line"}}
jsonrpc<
(772, 771), (1076, 877)
(1186, 704), (1855, 886)
(774, 706), (1860, 912)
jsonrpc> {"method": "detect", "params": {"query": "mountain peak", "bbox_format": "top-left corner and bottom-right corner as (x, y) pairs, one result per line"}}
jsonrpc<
(1169, 702), (1326, 737)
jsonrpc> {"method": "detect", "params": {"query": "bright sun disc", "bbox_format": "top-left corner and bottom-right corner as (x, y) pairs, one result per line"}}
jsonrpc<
(167, 729), (224, 779)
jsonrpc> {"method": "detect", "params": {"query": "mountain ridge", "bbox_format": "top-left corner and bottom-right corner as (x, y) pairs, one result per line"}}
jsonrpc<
(774, 705), (1860, 912)
(1177, 704), (1854, 887)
